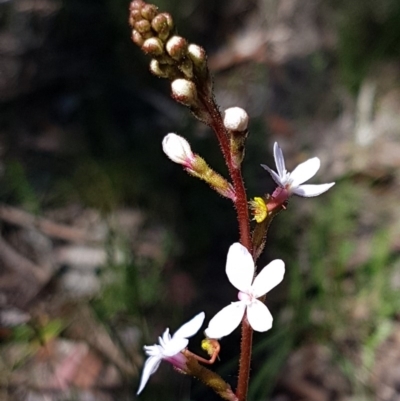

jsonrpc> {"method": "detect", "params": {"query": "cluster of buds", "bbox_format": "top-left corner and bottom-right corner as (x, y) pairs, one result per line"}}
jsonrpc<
(129, 1), (213, 121)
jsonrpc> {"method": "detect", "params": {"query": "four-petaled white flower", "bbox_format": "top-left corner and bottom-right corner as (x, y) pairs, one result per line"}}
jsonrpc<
(137, 312), (205, 395)
(205, 243), (284, 339)
(261, 142), (335, 197)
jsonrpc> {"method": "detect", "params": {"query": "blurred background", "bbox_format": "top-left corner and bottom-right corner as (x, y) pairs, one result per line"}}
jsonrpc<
(1, 0), (400, 400)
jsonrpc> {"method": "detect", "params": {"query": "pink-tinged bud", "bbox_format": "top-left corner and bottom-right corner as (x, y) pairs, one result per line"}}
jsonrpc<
(188, 44), (206, 67)
(163, 13), (174, 29)
(166, 36), (188, 60)
(129, 9), (142, 25)
(131, 30), (144, 47)
(141, 4), (158, 21)
(134, 19), (151, 33)
(162, 133), (195, 167)
(129, 1), (144, 11)
(141, 37), (164, 56)
(171, 79), (198, 107)
(223, 107), (249, 132)
(151, 14), (168, 33)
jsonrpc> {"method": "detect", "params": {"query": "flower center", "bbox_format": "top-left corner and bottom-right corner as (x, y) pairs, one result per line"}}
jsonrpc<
(238, 291), (254, 305)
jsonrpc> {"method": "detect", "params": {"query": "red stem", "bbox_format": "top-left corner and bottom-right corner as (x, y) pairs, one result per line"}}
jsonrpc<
(236, 317), (252, 401)
(203, 98), (251, 249)
(203, 96), (252, 401)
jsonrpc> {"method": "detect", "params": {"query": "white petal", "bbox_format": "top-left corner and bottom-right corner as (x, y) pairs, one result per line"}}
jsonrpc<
(137, 355), (162, 394)
(247, 300), (273, 332)
(289, 157), (320, 187)
(226, 243), (255, 292)
(260, 164), (283, 187)
(273, 142), (286, 179)
(251, 259), (285, 298)
(173, 312), (205, 339)
(144, 344), (162, 357)
(162, 133), (194, 165)
(162, 337), (188, 357)
(159, 328), (171, 348)
(205, 302), (246, 339)
(292, 182), (335, 197)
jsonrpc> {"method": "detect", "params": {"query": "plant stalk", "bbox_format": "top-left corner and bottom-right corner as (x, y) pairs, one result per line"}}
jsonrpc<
(203, 96), (253, 401)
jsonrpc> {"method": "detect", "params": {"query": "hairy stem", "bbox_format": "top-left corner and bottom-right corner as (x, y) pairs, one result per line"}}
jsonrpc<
(200, 95), (252, 401)
(200, 95), (251, 250)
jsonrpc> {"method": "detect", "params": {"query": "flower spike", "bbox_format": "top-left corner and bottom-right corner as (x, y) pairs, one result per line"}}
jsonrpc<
(204, 243), (284, 339)
(137, 312), (205, 395)
(261, 142), (335, 197)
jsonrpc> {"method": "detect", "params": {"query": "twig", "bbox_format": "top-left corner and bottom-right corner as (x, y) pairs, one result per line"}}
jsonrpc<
(0, 204), (101, 243)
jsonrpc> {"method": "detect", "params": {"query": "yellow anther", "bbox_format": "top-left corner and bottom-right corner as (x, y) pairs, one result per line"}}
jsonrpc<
(201, 338), (214, 356)
(249, 197), (268, 223)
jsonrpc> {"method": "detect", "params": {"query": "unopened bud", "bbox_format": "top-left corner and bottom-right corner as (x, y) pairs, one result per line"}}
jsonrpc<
(142, 37), (164, 56)
(166, 36), (188, 60)
(151, 14), (169, 34)
(149, 59), (166, 77)
(223, 107), (249, 132)
(188, 44), (207, 67)
(129, 1), (144, 11)
(134, 19), (151, 33)
(129, 9), (142, 25)
(163, 13), (174, 29)
(162, 133), (195, 167)
(141, 4), (158, 20)
(171, 79), (198, 107)
(131, 30), (144, 47)
(224, 107), (249, 168)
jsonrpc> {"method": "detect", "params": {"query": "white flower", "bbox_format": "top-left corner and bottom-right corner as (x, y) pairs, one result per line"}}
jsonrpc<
(162, 133), (195, 167)
(261, 142), (335, 197)
(204, 243), (284, 339)
(137, 312), (205, 395)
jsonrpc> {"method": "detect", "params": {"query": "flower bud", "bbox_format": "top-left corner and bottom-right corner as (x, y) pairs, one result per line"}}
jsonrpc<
(166, 36), (188, 60)
(129, 9), (142, 25)
(141, 4), (158, 20)
(188, 44), (207, 67)
(134, 19), (151, 33)
(224, 107), (249, 168)
(223, 107), (249, 132)
(131, 30), (144, 47)
(163, 13), (174, 29)
(151, 14), (169, 33)
(162, 133), (195, 167)
(141, 37), (164, 56)
(149, 59), (166, 77)
(129, 1), (144, 11)
(171, 79), (198, 107)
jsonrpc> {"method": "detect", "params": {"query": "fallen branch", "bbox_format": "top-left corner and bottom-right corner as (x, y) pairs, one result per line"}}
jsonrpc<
(0, 204), (101, 244)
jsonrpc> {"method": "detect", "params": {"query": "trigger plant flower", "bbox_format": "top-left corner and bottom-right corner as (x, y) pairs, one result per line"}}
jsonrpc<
(261, 142), (335, 203)
(137, 312), (205, 395)
(205, 243), (284, 339)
